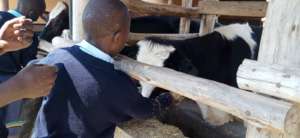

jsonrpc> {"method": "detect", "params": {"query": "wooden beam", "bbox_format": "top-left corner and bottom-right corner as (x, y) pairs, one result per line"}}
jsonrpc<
(249, 0), (300, 137)
(199, 0), (218, 35)
(237, 59), (300, 103)
(0, 0), (9, 11)
(72, 0), (89, 41)
(121, 0), (267, 17)
(179, 0), (193, 34)
(113, 55), (300, 134)
(258, 0), (300, 67)
(128, 33), (199, 44)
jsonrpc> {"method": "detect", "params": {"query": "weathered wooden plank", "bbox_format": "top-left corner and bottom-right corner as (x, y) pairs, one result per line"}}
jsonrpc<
(199, 0), (218, 35)
(249, 0), (300, 137)
(258, 0), (300, 67)
(72, 0), (88, 41)
(237, 59), (300, 103)
(179, 0), (193, 34)
(121, 0), (267, 17)
(128, 33), (199, 44)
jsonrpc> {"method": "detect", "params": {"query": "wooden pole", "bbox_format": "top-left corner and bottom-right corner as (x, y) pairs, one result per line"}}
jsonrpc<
(199, 0), (218, 35)
(237, 59), (300, 103)
(72, 0), (89, 41)
(179, 0), (193, 33)
(246, 0), (300, 137)
(128, 33), (199, 44)
(258, 0), (300, 67)
(121, 0), (267, 17)
(0, 0), (9, 11)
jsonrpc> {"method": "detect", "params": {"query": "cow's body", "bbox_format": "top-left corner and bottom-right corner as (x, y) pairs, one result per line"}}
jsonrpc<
(131, 16), (201, 34)
(133, 23), (257, 126)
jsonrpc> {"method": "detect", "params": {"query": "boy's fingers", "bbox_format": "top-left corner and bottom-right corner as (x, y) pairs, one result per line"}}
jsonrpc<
(5, 16), (26, 25)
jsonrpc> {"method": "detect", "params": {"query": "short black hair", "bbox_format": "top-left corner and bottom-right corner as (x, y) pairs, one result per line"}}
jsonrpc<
(82, 0), (130, 40)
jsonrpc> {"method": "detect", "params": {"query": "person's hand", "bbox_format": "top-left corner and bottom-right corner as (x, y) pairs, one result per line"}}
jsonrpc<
(155, 92), (173, 111)
(0, 16), (34, 54)
(13, 64), (58, 99)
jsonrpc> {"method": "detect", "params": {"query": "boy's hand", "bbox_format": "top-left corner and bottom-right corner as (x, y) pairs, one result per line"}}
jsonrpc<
(13, 64), (58, 99)
(0, 16), (34, 54)
(155, 92), (173, 111)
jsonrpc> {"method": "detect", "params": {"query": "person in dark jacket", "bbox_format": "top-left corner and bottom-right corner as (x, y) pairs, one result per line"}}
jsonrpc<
(32, 0), (173, 138)
(0, 0), (46, 137)
(0, 0), (46, 80)
(0, 16), (57, 108)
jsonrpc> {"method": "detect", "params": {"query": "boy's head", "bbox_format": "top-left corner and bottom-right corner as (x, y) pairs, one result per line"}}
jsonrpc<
(83, 0), (130, 56)
(16, 0), (46, 21)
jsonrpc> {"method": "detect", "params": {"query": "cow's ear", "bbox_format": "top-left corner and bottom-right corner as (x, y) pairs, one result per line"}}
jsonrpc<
(166, 46), (175, 53)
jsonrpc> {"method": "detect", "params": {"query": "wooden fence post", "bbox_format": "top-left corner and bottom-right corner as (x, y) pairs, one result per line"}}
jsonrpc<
(246, 0), (300, 137)
(179, 0), (193, 33)
(72, 0), (89, 41)
(199, 0), (218, 35)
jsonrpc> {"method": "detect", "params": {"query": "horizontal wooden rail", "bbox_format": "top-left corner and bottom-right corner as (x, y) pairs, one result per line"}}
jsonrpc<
(114, 55), (300, 135)
(128, 33), (199, 44)
(237, 59), (300, 103)
(121, 0), (267, 17)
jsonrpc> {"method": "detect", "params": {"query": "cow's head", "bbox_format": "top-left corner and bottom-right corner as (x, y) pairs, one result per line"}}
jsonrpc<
(136, 39), (175, 98)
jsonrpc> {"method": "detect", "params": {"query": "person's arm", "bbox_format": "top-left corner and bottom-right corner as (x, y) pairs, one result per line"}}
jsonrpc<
(0, 64), (57, 107)
(112, 75), (173, 120)
(0, 16), (34, 54)
(125, 91), (173, 120)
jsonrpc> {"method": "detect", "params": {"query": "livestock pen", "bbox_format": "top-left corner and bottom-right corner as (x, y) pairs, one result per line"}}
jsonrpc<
(1, 0), (300, 138)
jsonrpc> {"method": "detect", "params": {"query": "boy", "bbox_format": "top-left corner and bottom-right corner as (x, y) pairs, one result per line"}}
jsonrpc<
(32, 0), (173, 137)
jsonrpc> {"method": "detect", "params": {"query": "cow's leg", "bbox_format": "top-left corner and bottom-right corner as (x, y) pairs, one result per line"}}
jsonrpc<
(140, 82), (156, 98)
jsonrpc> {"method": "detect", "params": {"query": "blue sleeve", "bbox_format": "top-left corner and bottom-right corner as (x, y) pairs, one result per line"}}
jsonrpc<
(28, 49), (66, 66)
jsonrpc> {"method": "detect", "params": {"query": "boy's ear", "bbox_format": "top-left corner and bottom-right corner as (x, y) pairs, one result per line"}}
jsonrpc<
(112, 31), (121, 42)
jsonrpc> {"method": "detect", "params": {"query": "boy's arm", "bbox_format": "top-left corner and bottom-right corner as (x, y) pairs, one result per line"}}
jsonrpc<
(116, 78), (173, 120)
(125, 91), (173, 120)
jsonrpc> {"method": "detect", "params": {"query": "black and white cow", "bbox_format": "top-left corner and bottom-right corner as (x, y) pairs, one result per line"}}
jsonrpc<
(133, 23), (257, 126)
